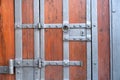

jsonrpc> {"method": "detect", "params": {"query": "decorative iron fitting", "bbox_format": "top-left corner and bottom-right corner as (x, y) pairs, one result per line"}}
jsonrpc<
(15, 23), (41, 29)
(0, 66), (9, 74)
(0, 59), (83, 74)
(86, 21), (91, 28)
(62, 24), (70, 33)
(15, 23), (91, 29)
(63, 29), (91, 41)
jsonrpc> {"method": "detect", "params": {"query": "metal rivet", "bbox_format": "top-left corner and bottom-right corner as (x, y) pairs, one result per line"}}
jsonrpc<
(81, 31), (84, 36)
(73, 38), (76, 40)
(26, 25), (29, 28)
(94, 63), (96, 65)
(49, 25), (51, 28)
(4, 68), (7, 72)
(26, 62), (29, 65)
(17, 71), (20, 74)
(87, 25), (90, 28)
(87, 38), (90, 41)
(79, 25), (82, 28)
(64, 38), (68, 41)
(16, 25), (20, 28)
(112, 9), (116, 13)
(93, 25), (96, 27)
(49, 63), (51, 65)
(17, 62), (20, 65)
(56, 63), (58, 65)
(79, 38), (81, 40)
(56, 25), (58, 28)
(74, 63), (76, 65)
(73, 25), (76, 28)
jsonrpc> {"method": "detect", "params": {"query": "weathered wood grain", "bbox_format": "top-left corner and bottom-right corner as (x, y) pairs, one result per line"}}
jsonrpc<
(98, 0), (110, 80)
(45, 0), (63, 80)
(0, 0), (14, 80)
(22, 0), (34, 59)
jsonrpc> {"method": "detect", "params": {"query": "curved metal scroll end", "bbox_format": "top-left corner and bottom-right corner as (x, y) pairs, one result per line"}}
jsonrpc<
(9, 59), (14, 74)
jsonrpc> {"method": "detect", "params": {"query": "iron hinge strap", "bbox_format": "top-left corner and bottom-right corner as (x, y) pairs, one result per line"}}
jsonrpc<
(15, 23), (91, 29)
(0, 59), (83, 74)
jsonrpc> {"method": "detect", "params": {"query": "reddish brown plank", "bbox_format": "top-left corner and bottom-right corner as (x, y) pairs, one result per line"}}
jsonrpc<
(0, 0), (14, 80)
(70, 42), (87, 80)
(45, 29), (63, 61)
(45, 0), (62, 24)
(98, 0), (110, 80)
(69, 0), (86, 23)
(22, 0), (34, 59)
(45, 29), (63, 80)
(45, 0), (63, 80)
(69, 0), (87, 80)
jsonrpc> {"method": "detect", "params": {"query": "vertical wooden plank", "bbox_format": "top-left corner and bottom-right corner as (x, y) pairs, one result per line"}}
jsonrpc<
(69, 0), (86, 23)
(45, 29), (63, 80)
(22, 0), (34, 59)
(98, 0), (110, 80)
(70, 42), (87, 80)
(22, 0), (34, 80)
(69, 0), (87, 80)
(45, 0), (63, 80)
(0, 0), (14, 80)
(45, 0), (62, 23)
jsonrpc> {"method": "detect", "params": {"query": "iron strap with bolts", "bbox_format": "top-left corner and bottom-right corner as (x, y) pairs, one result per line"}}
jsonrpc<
(0, 59), (83, 74)
(15, 23), (91, 42)
(0, 0), (99, 80)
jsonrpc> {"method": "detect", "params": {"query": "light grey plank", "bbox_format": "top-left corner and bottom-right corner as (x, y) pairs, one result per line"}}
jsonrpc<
(112, 0), (120, 80)
(91, 0), (98, 80)
(110, 0), (113, 80)
(40, 0), (45, 80)
(86, 0), (92, 80)
(15, 0), (23, 80)
(34, 0), (40, 80)
(63, 0), (69, 80)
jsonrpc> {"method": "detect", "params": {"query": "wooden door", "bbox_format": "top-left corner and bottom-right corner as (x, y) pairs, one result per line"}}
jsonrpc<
(0, 0), (110, 80)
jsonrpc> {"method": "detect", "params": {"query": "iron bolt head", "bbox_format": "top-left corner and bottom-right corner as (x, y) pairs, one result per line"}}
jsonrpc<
(16, 62), (20, 65)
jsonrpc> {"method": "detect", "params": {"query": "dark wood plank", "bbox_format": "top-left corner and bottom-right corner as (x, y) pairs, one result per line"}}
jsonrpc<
(0, 0), (14, 80)
(45, 29), (63, 80)
(45, 0), (63, 80)
(22, 0), (34, 59)
(98, 0), (110, 80)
